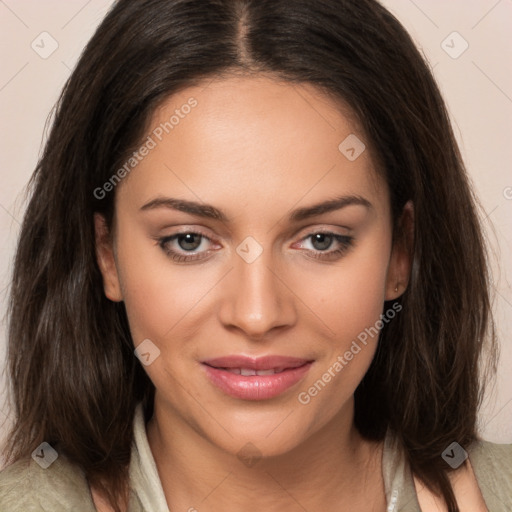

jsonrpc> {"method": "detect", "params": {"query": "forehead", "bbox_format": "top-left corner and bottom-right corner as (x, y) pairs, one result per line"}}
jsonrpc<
(118, 74), (388, 221)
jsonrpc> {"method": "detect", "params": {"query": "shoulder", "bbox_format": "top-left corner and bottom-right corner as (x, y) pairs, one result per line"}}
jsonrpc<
(469, 437), (512, 464)
(0, 452), (97, 511)
(468, 438), (512, 508)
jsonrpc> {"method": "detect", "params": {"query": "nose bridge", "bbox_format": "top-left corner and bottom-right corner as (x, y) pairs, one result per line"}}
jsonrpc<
(219, 239), (295, 337)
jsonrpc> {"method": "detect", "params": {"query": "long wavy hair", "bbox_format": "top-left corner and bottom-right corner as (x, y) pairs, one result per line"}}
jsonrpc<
(2, 0), (498, 510)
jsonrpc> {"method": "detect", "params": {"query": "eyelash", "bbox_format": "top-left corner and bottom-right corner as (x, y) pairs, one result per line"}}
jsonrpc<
(156, 229), (354, 263)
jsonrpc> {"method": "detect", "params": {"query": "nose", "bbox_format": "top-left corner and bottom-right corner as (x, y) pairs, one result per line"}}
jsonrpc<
(218, 248), (297, 340)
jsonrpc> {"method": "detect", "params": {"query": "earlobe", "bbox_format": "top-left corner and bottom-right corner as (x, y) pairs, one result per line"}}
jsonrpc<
(385, 200), (414, 301)
(93, 213), (123, 302)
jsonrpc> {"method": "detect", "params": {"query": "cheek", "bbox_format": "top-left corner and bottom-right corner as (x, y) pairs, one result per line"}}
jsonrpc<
(294, 239), (391, 345)
(114, 231), (208, 346)
(293, 239), (391, 413)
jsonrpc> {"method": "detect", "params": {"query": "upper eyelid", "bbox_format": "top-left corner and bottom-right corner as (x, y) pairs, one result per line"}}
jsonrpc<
(160, 228), (351, 251)
(159, 224), (352, 241)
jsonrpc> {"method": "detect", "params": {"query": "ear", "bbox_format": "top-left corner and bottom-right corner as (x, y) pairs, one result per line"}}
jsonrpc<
(94, 213), (123, 302)
(385, 200), (414, 301)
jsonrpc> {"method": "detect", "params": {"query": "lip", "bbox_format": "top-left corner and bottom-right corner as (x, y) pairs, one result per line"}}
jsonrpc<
(202, 355), (311, 371)
(201, 355), (314, 400)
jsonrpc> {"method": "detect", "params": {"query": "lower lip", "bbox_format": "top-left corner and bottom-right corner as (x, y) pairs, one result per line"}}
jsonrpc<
(201, 362), (313, 400)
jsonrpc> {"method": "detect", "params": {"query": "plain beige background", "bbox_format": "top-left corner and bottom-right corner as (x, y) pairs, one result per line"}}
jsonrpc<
(0, 0), (511, 461)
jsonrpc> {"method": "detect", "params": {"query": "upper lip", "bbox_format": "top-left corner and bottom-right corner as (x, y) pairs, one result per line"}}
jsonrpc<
(202, 355), (313, 371)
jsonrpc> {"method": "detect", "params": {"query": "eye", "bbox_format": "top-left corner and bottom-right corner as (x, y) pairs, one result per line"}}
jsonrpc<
(155, 229), (354, 264)
(295, 231), (354, 261)
(157, 231), (216, 263)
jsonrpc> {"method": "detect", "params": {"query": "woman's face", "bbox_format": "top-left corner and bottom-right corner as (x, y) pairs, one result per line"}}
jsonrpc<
(96, 75), (411, 457)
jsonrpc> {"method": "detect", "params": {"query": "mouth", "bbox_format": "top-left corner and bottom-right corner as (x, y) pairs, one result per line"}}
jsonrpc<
(207, 367), (291, 376)
(201, 355), (314, 400)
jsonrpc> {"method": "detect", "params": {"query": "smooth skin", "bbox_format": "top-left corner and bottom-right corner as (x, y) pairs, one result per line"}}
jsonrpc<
(94, 75), (487, 511)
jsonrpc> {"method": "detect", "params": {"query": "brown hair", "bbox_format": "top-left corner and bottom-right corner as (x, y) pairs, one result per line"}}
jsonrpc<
(3, 0), (498, 510)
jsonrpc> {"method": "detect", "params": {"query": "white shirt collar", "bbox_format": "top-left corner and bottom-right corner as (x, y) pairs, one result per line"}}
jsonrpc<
(129, 403), (169, 511)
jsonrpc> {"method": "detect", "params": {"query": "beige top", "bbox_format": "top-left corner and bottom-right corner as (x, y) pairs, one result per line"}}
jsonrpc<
(0, 403), (511, 511)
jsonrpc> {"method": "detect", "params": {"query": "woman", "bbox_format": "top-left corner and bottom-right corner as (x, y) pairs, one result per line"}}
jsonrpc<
(0, 0), (510, 511)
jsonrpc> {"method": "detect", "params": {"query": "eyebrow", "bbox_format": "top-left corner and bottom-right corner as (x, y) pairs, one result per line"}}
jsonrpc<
(140, 194), (372, 223)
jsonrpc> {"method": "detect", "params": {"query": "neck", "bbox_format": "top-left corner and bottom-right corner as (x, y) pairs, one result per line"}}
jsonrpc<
(146, 397), (386, 512)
